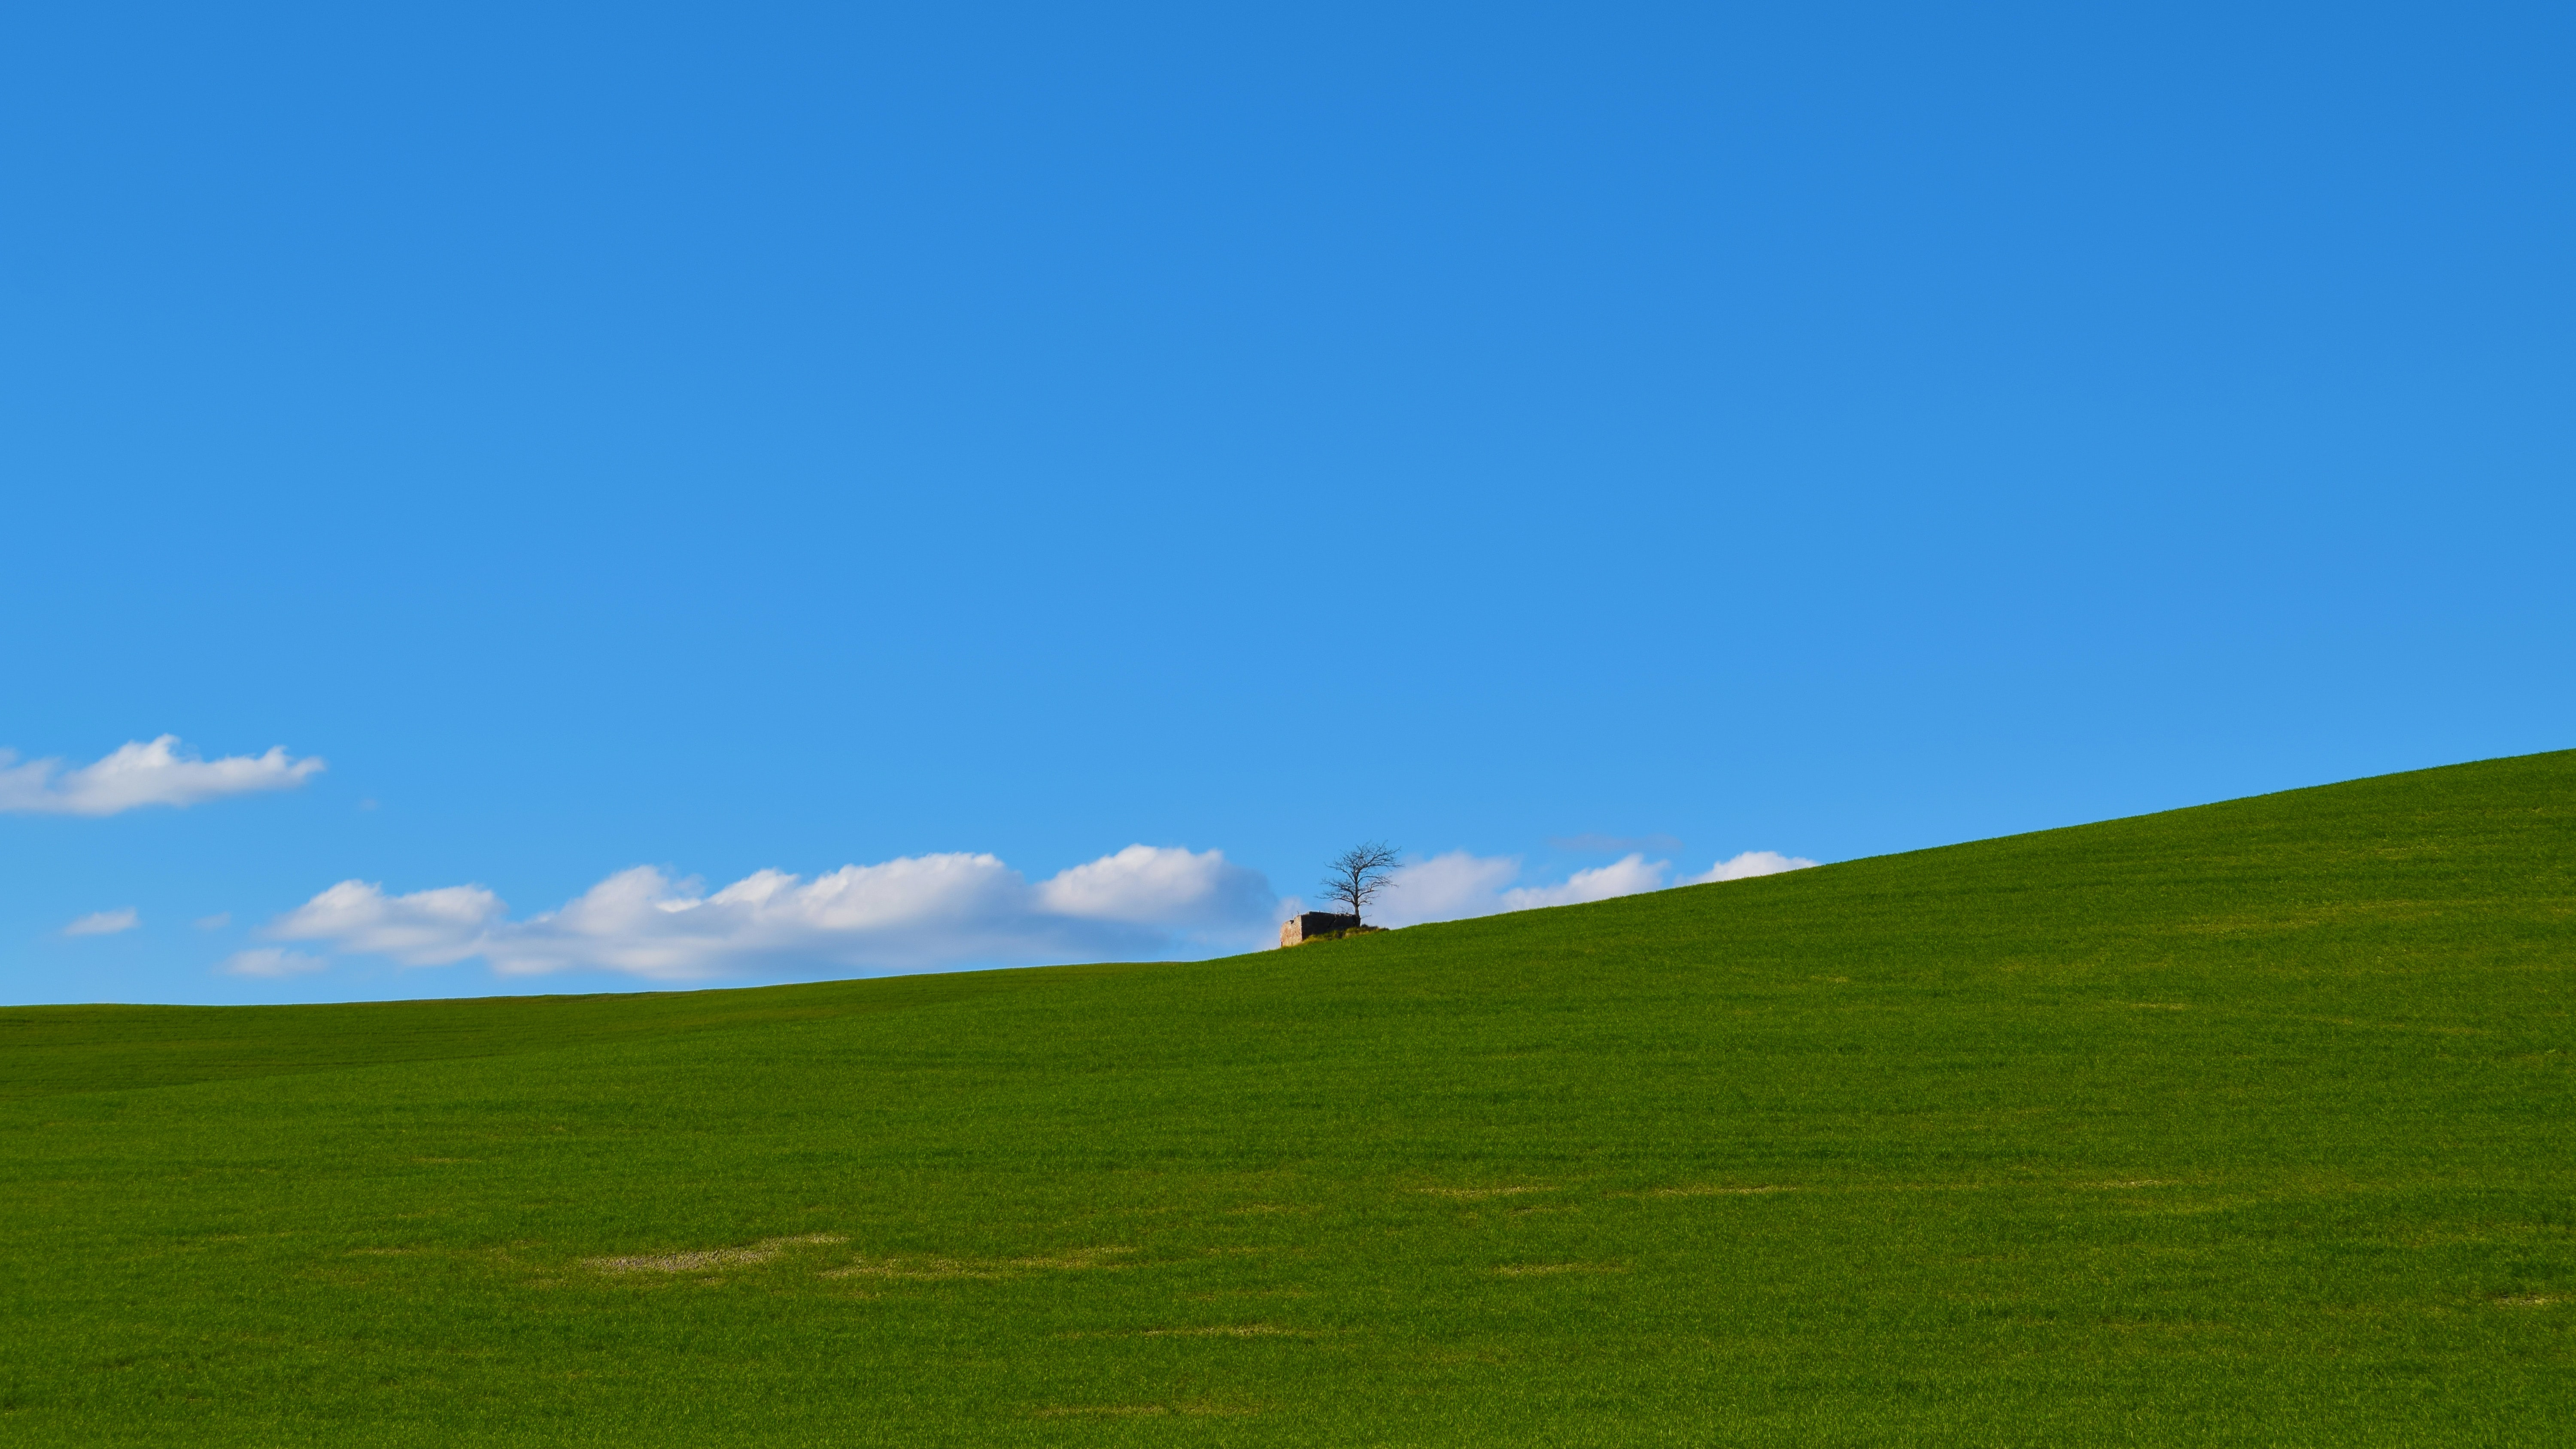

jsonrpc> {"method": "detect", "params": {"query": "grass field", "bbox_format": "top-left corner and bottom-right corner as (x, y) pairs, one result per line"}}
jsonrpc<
(5, 753), (2573, 1445)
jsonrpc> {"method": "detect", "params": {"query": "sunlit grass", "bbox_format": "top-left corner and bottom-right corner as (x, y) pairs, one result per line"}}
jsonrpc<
(5, 752), (2572, 1444)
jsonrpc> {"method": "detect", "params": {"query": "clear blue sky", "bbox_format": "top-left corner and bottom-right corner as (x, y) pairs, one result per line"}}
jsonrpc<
(5, 2), (2569, 1005)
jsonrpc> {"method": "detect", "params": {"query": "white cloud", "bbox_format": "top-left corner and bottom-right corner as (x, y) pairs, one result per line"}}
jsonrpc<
(1370, 844), (1822, 927)
(222, 947), (330, 978)
(245, 838), (1822, 981)
(0, 736), (324, 816)
(1376, 851), (1674, 924)
(260, 845), (1277, 982)
(63, 907), (140, 937)
(269, 879), (507, 963)
(1370, 851), (1525, 927)
(1501, 854), (1672, 911)
(1689, 850), (1820, 883)
(1036, 843), (1275, 928)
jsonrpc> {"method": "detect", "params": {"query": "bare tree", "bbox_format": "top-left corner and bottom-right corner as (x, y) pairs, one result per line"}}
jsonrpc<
(1321, 841), (1403, 927)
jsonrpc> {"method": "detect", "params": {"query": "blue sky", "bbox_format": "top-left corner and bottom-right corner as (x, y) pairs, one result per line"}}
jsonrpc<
(4, 2), (2570, 1005)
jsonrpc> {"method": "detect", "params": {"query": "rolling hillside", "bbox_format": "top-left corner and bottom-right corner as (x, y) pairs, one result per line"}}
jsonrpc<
(4, 753), (2572, 1445)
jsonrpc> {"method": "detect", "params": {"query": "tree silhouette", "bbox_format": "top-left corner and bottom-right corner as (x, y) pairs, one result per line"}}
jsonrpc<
(1321, 841), (1402, 927)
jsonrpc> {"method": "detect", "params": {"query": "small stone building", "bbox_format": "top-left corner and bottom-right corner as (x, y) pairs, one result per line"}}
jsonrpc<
(1279, 911), (1361, 947)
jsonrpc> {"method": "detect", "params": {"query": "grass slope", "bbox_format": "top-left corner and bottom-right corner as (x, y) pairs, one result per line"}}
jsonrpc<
(4, 753), (2573, 1446)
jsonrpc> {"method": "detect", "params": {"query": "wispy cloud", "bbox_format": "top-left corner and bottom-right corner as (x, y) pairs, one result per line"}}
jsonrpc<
(257, 845), (1277, 982)
(1373, 846), (1819, 927)
(222, 948), (329, 977)
(0, 736), (324, 816)
(63, 907), (140, 937)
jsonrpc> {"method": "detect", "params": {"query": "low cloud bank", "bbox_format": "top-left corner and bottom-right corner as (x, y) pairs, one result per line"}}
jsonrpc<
(236, 838), (1819, 981)
(1, 736), (323, 816)
(248, 846), (1276, 982)
(1373, 848), (1818, 927)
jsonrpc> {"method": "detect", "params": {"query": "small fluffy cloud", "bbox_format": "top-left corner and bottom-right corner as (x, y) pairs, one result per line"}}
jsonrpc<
(1690, 850), (1819, 883)
(1500, 854), (1672, 911)
(1371, 851), (1525, 927)
(0, 736), (324, 816)
(270, 880), (507, 963)
(1376, 851), (1676, 925)
(1370, 845), (1821, 927)
(260, 845), (1277, 982)
(63, 908), (140, 937)
(1037, 844), (1276, 929)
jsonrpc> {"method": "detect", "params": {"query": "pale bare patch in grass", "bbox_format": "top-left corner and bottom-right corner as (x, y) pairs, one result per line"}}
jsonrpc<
(1644, 1184), (1793, 1198)
(2496, 1294), (2561, 1306)
(1012, 1246), (1134, 1270)
(2081, 1179), (2181, 1189)
(822, 1245), (1133, 1281)
(346, 1247), (419, 1256)
(1230, 1203), (1311, 1215)
(823, 1259), (985, 1281)
(1419, 1185), (1549, 1200)
(585, 1233), (845, 1275)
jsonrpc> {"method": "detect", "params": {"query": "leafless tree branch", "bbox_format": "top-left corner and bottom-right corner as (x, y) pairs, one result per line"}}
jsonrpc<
(1321, 841), (1402, 927)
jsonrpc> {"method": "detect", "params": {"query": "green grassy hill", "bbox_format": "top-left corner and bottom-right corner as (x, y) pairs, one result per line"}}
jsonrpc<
(5, 753), (2572, 1446)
